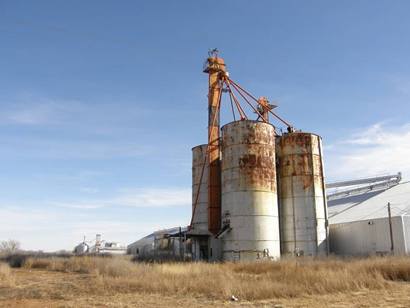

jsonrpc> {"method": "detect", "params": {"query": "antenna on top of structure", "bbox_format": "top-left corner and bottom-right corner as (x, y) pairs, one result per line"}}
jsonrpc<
(208, 48), (219, 58)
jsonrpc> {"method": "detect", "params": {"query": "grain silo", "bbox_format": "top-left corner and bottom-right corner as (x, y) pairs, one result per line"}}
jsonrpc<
(277, 132), (329, 256)
(220, 120), (281, 261)
(189, 144), (211, 260)
(191, 144), (209, 234)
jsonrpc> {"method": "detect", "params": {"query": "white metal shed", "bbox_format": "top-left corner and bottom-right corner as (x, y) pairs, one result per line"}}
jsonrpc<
(328, 181), (410, 256)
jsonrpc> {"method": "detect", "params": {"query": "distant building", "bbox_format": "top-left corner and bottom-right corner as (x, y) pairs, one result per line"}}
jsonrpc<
(73, 242), (89, 255)
(127, 227), (189, 261)
(74, 234), (126, 255)
(89, 241), (126, 255)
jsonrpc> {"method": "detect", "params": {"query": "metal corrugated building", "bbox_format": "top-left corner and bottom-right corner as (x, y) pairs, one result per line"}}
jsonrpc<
(127, 232), (155, 255)
(127, 227), (188, 260)
(328, 181), (410, 256)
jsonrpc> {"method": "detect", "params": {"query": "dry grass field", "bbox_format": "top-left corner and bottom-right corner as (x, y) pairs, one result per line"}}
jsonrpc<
(1, 256), (410, 307)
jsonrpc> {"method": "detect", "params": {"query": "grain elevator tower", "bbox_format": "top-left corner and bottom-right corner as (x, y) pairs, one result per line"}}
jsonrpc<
(189, 50), (329, 261)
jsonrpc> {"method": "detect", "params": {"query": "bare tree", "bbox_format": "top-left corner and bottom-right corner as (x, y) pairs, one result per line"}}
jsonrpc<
(0, 239), (20, 255)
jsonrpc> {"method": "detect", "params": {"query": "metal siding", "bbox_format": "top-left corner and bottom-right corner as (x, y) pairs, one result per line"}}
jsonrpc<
(277, 132), (329, 256)
(221, 120), (280, 261)
(329, 216), (406, 256)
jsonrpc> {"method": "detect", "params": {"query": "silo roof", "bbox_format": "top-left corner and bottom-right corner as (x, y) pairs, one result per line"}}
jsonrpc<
(328, 181), (410, 224)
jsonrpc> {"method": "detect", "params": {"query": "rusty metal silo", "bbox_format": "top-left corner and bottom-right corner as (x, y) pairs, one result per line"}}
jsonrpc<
(191, 144), (209, 234)
(221, 120), (281, 261)
(277, 132), (329, 257)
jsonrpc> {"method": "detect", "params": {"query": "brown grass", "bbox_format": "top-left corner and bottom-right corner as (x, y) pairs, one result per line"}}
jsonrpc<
(19, 256), (410, 301)
(0, 262), (15, 287)
(23, 256), (133, 277)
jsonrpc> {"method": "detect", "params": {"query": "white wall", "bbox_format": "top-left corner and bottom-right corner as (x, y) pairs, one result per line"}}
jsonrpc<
(329, 216), (407, 256)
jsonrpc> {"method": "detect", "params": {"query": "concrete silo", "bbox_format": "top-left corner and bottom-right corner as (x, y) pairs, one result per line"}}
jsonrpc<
(190, 144), (211, 260)
(191, 144), (209, 234)
(277, 132), (329, 256)
(220, 120), (281, 261)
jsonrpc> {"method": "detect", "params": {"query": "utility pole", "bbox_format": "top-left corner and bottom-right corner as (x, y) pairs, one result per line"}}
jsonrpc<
(387, 202), (394, 255)
(179, 226), (183, 260)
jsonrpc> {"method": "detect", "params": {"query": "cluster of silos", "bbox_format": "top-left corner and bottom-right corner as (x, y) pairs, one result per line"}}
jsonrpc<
(191, 120), (329, 261)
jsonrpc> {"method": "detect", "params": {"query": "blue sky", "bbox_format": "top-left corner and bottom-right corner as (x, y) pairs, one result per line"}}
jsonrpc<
(1, 0), (410, 251)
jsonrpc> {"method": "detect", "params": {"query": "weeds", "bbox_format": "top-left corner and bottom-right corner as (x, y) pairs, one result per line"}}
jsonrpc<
(20, 256), (410, 300)
(0, 263), (15, 287)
